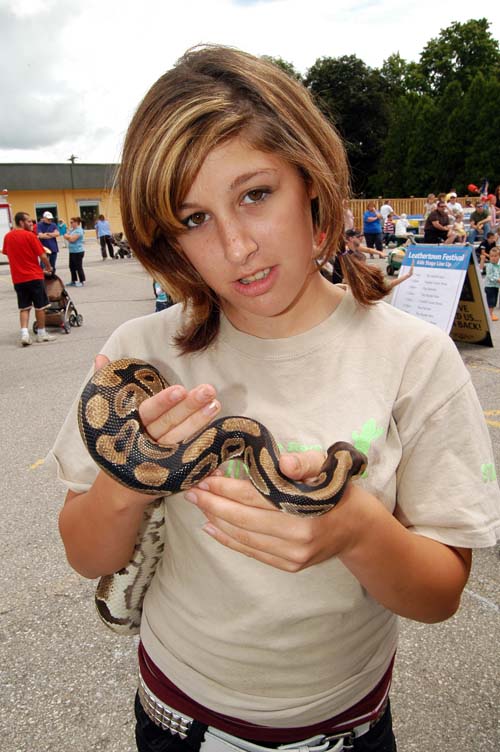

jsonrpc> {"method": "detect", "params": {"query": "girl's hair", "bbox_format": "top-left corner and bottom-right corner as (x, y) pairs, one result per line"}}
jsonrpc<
(98, 214), (105, 221)
(71, 216), (82, 224)
(338, 239), (392, 301)
(119, 45), (387, 353)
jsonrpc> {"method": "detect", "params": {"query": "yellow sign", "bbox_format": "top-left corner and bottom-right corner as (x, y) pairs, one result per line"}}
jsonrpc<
(450, 252), (493, 346)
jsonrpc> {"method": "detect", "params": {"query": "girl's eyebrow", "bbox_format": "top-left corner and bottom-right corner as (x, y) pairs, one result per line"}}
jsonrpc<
(179, 169), (277, 210)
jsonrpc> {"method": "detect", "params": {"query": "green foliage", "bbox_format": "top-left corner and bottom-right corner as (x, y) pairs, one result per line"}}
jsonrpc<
(261, 55), (303, 82)
(302, 17), (500, 195)
(257, 19), (500, 195)
(419, 19), (500, 96)
(305, 55), (389, 193)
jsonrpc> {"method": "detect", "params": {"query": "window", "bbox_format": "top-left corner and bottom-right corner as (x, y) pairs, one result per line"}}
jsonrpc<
(35, 204), (58, 222)
(78, 201), (100, 230)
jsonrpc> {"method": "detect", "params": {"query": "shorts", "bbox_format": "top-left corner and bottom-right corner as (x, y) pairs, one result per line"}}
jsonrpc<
(14, 279), (49, 310)
(485, 286), (499, 308)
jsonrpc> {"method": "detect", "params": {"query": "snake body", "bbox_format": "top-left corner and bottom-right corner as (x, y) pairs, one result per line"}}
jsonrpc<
(78, 358), (367, 635)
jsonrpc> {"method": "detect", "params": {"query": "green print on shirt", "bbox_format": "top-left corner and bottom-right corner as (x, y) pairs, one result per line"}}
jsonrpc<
(481, 463), (497, 483)
(223, 442), (323, 479)
(351, 419), (384, 478)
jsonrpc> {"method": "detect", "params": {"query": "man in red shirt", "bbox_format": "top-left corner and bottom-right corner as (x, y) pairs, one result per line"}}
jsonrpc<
(2, 212), (57, 346)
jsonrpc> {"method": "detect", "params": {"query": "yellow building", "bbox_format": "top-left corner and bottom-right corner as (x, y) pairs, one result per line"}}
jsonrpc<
(0, 163), (122, 235)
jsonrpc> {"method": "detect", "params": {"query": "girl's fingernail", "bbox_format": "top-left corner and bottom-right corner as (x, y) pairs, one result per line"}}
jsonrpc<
(197, 481), (209, 490)
(202, 400), (219, 416)
(196, 387), (213, 403)
(170, 387), (183, 403)
(184, 491), (198, 504)
(203, 523), (218, 537)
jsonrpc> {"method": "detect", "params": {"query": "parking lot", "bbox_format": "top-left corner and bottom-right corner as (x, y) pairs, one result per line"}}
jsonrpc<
(0, 241), (498, 751)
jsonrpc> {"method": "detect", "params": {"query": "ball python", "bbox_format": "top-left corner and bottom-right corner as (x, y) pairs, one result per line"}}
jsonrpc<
(78, 358), (367, 635)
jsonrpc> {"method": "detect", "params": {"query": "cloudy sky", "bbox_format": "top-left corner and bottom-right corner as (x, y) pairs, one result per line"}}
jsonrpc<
(0, 0), (498, 164)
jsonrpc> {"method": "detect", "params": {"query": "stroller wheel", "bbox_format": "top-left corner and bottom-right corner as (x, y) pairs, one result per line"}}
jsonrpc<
(386, 265), (395, 276)
(33, 322), (39, 334)
(69, 314), (77, 327)
(63, 321), (71, 334)
(76, 314), (83, 326)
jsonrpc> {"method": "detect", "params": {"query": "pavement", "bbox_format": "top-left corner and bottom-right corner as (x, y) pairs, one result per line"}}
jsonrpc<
(0, 242), (498, 752)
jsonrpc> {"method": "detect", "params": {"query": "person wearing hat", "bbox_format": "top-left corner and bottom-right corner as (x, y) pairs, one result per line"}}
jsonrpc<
(446, 193), (462, 217)
(37, 211), (60, 272)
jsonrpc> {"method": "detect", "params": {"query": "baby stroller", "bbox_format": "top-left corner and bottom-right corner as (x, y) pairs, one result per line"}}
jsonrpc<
(111, 232), (132, 258)
(386, 247), (406, 276)
(33, 273), (83, 335)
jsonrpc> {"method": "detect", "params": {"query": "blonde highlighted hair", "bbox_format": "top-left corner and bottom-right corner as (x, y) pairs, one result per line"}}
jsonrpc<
(120, 45), (383, 352)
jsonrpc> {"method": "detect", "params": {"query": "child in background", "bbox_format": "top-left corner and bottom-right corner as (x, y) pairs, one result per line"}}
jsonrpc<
(383, 213), (397, 247)
(452, 212), (466, 244)
(480, 246), (500, 321)
(153, 280), (173, 312)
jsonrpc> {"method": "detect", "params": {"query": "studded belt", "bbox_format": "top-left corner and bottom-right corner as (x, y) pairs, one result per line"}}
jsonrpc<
(138, 674), (389, 752)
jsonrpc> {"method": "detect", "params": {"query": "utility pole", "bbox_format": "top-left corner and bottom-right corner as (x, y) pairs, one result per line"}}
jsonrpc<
(67, 154), (78, 190)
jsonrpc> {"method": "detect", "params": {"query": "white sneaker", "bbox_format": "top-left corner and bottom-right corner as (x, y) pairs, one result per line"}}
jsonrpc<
(36, 332), (57, 343)
(21, 332), (32, 347)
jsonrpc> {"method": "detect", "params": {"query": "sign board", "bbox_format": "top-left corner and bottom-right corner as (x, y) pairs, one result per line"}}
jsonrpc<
(450, 250), (493, 347)
(390, 244), (493, 346)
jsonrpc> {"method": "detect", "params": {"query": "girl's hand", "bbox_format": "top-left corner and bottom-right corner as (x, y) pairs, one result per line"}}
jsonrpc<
(94, 354), (221, 445)
(183, 450), (371, 571)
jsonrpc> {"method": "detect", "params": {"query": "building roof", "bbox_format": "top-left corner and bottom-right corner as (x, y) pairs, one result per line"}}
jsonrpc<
(0, 163), (119, 191)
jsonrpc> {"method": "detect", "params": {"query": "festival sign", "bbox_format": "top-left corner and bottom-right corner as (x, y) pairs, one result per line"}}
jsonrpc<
(390, 244), (493, 346)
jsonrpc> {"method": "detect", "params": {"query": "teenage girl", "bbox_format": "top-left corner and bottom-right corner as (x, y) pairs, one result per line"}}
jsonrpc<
(53, 46), (500, 752)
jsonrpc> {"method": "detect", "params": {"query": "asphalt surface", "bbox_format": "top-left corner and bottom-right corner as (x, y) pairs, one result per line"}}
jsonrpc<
(0, 242), (498, 752)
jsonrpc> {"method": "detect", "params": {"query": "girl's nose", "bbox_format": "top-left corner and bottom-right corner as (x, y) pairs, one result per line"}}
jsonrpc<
(221, 219), (258, 264)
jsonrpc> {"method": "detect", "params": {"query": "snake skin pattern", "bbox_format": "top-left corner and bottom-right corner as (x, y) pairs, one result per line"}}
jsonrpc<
(78, 358), (367, 635)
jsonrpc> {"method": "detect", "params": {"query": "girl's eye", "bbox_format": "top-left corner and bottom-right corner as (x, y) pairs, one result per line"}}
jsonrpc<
(183, 212), (208, 229)
(242, 189), (269, 204)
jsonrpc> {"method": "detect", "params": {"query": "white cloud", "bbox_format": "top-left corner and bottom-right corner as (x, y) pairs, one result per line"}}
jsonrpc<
(0, 0), (498, 162)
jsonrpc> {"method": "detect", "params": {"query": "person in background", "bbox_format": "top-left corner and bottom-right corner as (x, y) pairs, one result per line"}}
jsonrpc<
(486, 194), (499, 232)
(362, 201), (384, 257)
(423, 194), (436, 219)
(153, 280), (173, 311)
(424, 200), (456, 244)
(2, 212), (56, 346)
(383, 213), (397, 246)
(480, 246), (500, 321)
(446, 193), (462, 216)
(37, 210), (60, 272)
(95, 214), (116, 259)
(468, 199), (491, 243)
(58, 218), (68, 248)
(462, 198), (474, 222)
(452, 212), (467, 244)
(343, 199), (354, 232)
(395, 213), (412, 242)
(379, 199), (394, 223)
(477, 231), (498, 275)
(65, 217), (86, 287)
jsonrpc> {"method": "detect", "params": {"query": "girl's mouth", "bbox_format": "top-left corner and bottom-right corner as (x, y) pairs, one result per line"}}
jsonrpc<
(238, 267), (271, 285)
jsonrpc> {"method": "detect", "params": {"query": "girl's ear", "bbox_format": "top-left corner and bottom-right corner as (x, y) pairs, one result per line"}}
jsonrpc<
(308, 181), (319, 200)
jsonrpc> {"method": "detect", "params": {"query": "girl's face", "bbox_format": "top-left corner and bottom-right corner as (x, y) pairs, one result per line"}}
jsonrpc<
(490, 249), (499, 264)
(176, 136), (339, 338)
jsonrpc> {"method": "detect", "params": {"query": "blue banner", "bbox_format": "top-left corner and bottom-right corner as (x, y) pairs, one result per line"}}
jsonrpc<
(403, 244), (471, 271)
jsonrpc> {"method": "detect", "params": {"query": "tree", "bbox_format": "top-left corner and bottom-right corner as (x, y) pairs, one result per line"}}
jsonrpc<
(419, 18), (500, 96)
(305, 55), (389, 193)
(380, 53), (425, 96)
(262, 56), (303, 82)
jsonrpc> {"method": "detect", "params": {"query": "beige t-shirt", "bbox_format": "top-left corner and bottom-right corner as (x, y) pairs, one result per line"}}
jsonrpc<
(50, 288), (500, 727)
